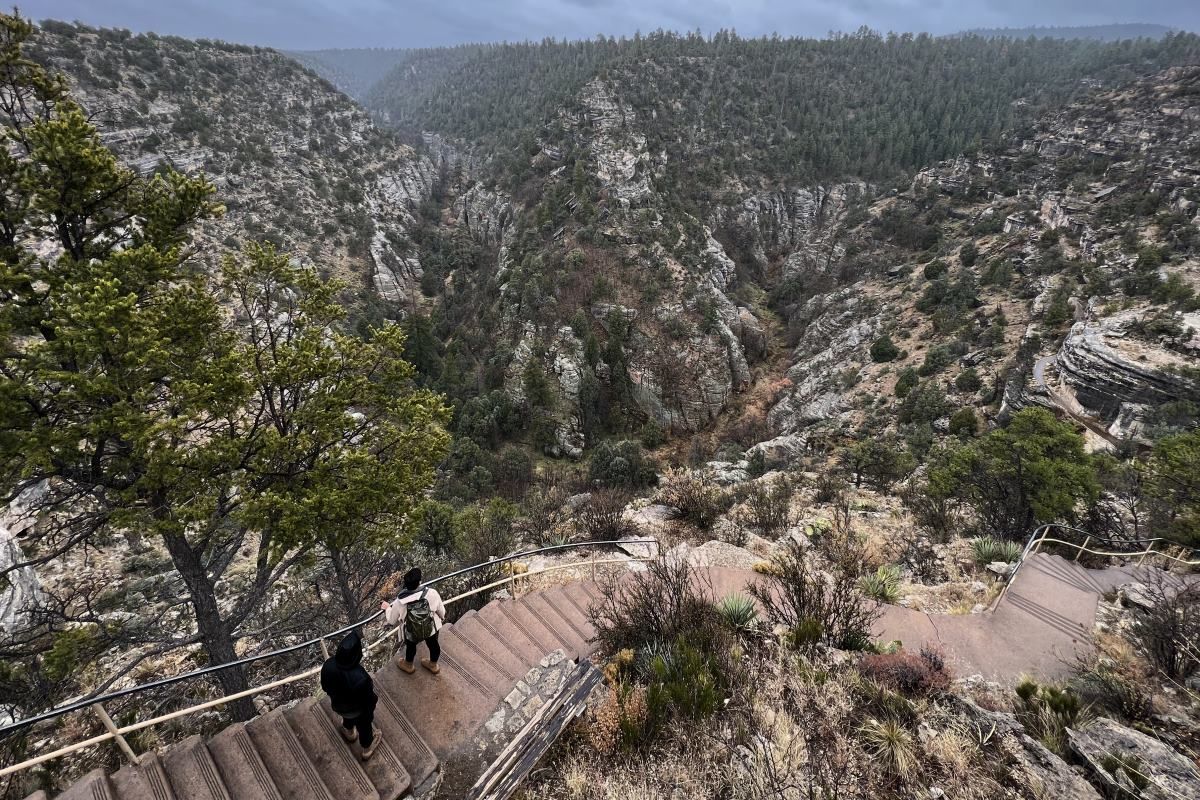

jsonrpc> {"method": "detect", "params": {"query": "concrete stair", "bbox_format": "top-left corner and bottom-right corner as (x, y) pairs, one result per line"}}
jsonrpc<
(31, 577), (608, 800)
(37, 554), (1170, 799)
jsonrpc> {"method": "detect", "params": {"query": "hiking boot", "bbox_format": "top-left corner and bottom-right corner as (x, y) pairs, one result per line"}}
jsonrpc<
(360, 728), (380, 761)
(397, 658), (416, 674)
(421, 658), (440, 675)
(339, 726), (357, 743)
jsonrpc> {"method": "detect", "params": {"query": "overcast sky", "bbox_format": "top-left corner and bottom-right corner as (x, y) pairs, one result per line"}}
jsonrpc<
(17, 1), (1199, 50)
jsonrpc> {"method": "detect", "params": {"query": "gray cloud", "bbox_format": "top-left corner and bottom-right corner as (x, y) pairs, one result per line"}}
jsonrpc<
(16, 0), (1198, 50)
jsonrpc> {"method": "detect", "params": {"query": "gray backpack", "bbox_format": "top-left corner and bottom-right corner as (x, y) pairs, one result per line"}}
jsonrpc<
(404, 589), (435, 642)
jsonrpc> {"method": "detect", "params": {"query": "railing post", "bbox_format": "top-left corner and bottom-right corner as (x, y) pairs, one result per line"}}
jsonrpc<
(92, 703), (137, 765)
(318, 636), (329, 660)
(1138, 543), (1153, 566)
(1074, 536), (1090, 561)
(590, 553), (596, 582)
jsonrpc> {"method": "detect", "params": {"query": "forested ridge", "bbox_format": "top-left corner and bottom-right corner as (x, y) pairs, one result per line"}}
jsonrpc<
(360, 29), (1200, 188)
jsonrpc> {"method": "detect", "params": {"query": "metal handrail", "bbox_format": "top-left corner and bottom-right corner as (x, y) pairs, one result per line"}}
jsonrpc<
(0, 548), (657, 778)
(0, 537), (658, 739)
(995, 523), (1199, 608)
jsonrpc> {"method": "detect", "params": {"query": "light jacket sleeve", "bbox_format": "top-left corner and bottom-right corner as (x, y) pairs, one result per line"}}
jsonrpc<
(429, 589), (447, 630)
(384, 598), (406, 627)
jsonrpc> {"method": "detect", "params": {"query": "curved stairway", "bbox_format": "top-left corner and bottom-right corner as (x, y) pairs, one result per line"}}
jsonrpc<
(24, 579), (606, 800)
(23, 556), (1188, 799)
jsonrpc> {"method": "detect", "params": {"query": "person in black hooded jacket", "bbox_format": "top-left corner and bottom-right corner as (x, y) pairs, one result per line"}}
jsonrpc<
(320, 631), (381, 760)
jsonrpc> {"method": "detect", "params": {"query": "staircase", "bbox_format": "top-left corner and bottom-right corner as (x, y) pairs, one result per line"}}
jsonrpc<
(25, 579), (608, 800)
(22, 555), (1193, 799)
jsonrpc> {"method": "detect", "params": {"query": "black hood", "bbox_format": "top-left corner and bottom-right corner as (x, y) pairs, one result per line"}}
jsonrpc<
(335, 631), (363, 668)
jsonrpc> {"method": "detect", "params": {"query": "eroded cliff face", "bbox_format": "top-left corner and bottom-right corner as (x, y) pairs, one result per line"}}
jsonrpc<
(29, 25), (446, 307)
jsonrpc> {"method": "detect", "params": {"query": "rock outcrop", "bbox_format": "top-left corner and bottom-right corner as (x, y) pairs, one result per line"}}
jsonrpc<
(1068, 717), (1200, 800)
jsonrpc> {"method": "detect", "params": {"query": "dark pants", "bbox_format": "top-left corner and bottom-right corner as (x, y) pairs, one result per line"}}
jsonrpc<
(404, 632), (440, 664)
(340, 708), (374, 748)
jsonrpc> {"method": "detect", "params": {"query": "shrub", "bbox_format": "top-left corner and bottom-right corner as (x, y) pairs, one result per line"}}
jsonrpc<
(1014, 679), (1091, 755)
(639, 420), (666, 449)
(576, 487), (632, 542)
(1071, 651), (1154, 722)
(859, 647), (951, 698)
(1098, 753), (1150, 792)
(948, 407), (980, 438)
(1125, 576), (1200, 681)
(859, 565), (902, 603)
(750, 539), (881, 653)
(591, 556), (719, 656)
(716, 593), (759, 633)
(894, 367), (919, 398)
(588, 440), (657, 488)
(954, 368), (983, 393)
(900, 483), (961, 543)
(747, 448), (767, 478)
(744, 477), (793, 537)
(517, 486), (567, 546)
(870, 335), (900, 363)
(411, 499), (456, 556)
(970, 535), (1022, 565)
(646, 636), (724, 724)
(659, 473), (730, 530)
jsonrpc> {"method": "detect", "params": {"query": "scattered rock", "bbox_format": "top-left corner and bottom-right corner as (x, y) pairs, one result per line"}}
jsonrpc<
(1117, 582), (1156, 611)
(1068, 717), (1200, 800)
(986, 561), (1015, 578)
(616, 536), (658, 559)
(621, 504), (677, 537)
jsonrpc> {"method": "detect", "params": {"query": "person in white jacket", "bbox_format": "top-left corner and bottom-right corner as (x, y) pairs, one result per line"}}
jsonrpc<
(382, 568), (446, 675)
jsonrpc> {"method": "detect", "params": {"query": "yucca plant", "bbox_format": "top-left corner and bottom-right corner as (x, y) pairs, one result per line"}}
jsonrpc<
(716, 593), (760, 632)
(859, 565), (902, 603)
(860, 717), (918, 781)
(971, 535), (1023, 566)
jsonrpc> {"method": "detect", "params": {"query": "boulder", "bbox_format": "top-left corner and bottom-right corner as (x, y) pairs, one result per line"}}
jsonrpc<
(704, 460), (751, 485)
(621, 504), (677, 537)
(986, 561), (1015, 578)
(745, 435), (806, 471)
(1117, 582), (1156, 611)
(616, 536), (658, 560)
(1068, 717), (1200, 800)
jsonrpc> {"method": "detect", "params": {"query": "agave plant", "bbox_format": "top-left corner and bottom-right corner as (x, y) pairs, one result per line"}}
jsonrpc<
(859, 565), (902, 603)
(971, 535), (1023, 566)
(717, 593), (760, 632)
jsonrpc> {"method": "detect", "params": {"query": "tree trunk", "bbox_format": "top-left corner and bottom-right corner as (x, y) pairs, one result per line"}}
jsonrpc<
(162, 532), (257, 721)
(329, 544), (362, 623)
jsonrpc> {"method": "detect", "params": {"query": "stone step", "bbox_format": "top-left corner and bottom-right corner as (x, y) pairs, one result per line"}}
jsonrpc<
(373, 650), (496, 759)
(445, 611), (531, 685)
(110, 752), (174, 800)
(54, 770), (113, 800)
(245, 708), (336, 800)
(516, 592), (587, 660)
(370, 681), (440, 793)
(314, 697), (411, 800)
(479, 600), (558, 661)
(284, 699), (378, 800)
(161, 737), (230, 800)
(468, 603), (545, 666)
(556, 581), (600, 634)
(542, 586), (597, 650)
(206, 724), (281, 800)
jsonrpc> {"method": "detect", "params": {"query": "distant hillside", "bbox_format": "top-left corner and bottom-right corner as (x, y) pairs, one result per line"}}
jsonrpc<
(287, 47), (411, 100)
(359, 30), (1200, 188)
(963, 24), (1176, 41)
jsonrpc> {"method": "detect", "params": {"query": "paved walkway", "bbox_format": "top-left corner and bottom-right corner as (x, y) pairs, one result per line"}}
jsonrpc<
(28, 554), (1160, 799)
